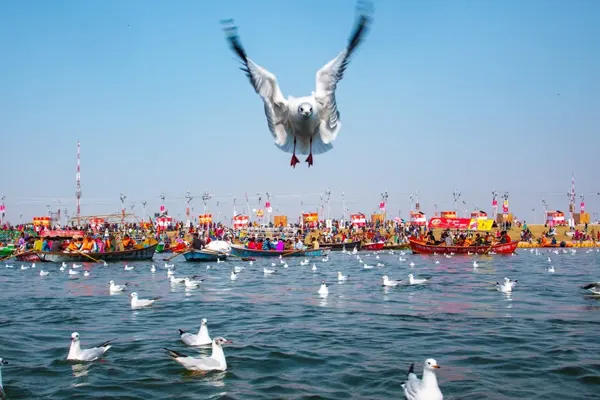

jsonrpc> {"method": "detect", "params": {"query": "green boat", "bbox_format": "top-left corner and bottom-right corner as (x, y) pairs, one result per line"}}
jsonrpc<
(0, 244), (15, 258)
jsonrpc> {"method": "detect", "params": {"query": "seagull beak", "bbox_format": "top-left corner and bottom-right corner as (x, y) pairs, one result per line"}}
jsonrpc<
(224, 340), (233, 344)
(433, 365), (441, 369)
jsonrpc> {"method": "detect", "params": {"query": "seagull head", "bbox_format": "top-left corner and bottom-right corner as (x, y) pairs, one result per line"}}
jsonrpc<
(408, 274), (414, 279)
(424, 358), (440, 370)
(382, 275), (389, 281)
(201, 318), (208, 325)
(0, 357), (7, 365)
(71, 332), (80, 342)
(321, 280), (327, 286)
(130, 292), (138, 299)
(214, 337), (233, 346)
(298, 103), (313, 119)
(109, 280), (115, 286)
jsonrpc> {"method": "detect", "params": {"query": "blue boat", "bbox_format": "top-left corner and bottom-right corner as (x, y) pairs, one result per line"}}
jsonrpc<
(183, 249), (228, 262)
(229, 245), (328, 258)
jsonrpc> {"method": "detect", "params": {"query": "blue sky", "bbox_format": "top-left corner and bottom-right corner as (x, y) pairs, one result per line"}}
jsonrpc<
(1, 0), (598, 224)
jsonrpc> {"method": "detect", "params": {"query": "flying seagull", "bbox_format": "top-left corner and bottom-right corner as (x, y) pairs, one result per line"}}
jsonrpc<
(222, 1), (373, 167)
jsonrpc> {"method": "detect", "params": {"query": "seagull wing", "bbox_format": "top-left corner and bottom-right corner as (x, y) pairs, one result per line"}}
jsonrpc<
(314, 5), (372, 144)
(402, 363), (422, 400)
(79, 346), (109, 361)
(582, 282), (600, 290)
(223, 21), (290, 146)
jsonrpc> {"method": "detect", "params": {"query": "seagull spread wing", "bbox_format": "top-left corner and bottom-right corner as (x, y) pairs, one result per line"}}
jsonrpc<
(223, 21), (290, 146)
(314, 6), (372, 144)
(402, 363), (422, 400)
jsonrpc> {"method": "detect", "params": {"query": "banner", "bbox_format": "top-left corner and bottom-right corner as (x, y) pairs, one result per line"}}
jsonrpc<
(410, 211), (427, 226)
(502, 200), (509, 213)
(32, 216), (51, 226)
(198, 214), (212, 224)
(302, 213), (318, 223)
(156, 216), (173, 228)
(475, 219), (494, 231)
(351, 213), (366, 227)
(0, 204), (5, 213)
(40, 230), (85, 238)
(492, 199), (497, 207)
(379, 202), (385, 211)
(428, 217), (472, 230)
(160, 205), (165, 212)
(581, 202), (585, 212)
(233, 215), (249, 229)
(256, 209), (264, 218)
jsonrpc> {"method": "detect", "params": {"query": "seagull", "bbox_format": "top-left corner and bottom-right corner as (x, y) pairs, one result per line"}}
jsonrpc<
(547, 257), (552, 263)
(124, 265), (134, 271)
(234, 266), (245, 273)
(264, 267), (275, 275)
(109, 280), (129, 293)
(318, 280), (329, 295)
(382, 275), (401, 287)
(363, 264), (374, 269)
(221, 2), (372, 167)
(164, 263), (174, 269)
(271, 263), (277, 267)
(66, 332), (115, 362)
(72, 263), (82, 269)
(248, 260), (253, 266)
(0, 357), (7, 398)
(312, 264), (317, 271)
(30, 263), (36, 269)
(283, 262), (289, 268)
(408, 274), (429, 285)
(230, 271), (238, 280)
(399, 257), (406, 262)
(20, 265), (29, 270)
(150, 265), (156, 273)
(169, 275), (186, 284)
(546, 266), (555, 273)
(62, 262), (67, 268)
(179, 318), (212, 346)
(165, 337), (232, 371)
(130, 292), (161, 309)
(496, 277), (517, 293)
(4, 264), (13, 268)
(68, 269), (79, 275)
(473, 261), (479, 268)
(434, 260), (440, 264)
(402, 358), (443, 400)
(39, 270), (50, 276)
(322, 257), (329, 262)
(184, 277), (204, 288)
(376, 263), (384, 267)
(217, 259), (224, 264)
(581, 282), (600, 295)
(83, 271), (90, 277)
(337, 271), (348, 281)
(409, 262), (415, 267)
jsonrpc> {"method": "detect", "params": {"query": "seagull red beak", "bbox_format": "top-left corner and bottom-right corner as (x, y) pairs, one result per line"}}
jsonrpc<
(433, 365), (441, 369)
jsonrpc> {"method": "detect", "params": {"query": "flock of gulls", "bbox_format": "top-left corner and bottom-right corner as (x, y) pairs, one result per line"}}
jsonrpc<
(2, 245), (599, 400)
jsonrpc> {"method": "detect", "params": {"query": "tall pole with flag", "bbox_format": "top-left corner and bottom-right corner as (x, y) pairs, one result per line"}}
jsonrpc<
(0, 196), (5, 226)
(185, 191), (194, 222)
(567, 173), (576, 228)
(76, 141), (81, 226)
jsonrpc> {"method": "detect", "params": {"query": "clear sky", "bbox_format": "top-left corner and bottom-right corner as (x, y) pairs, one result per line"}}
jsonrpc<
(1, 0), (599, 224)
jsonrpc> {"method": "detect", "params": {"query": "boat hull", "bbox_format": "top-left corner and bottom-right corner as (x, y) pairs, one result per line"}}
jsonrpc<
(15, 244), (158, 263)
(183, 250), (227, 262)
(319, 241), (362, 251)
(409, 239), (519, 255)
(362, 242), (385, 251)
(383, 243), (410, 250)
(230, 245), (328, 258)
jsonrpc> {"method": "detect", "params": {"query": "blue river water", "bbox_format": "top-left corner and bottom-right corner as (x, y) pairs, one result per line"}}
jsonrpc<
(1, 249), (599, 399)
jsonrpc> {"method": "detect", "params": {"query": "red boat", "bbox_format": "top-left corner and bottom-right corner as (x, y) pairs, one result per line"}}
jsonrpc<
(409, 239), (519, 255)
(362, 241), (385, 251)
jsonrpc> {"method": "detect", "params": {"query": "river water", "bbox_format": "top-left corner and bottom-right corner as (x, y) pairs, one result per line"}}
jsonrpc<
(1, 249), (599, 399)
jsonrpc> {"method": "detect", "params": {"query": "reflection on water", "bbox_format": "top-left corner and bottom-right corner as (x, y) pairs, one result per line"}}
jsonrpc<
(71, 363), (91, 378)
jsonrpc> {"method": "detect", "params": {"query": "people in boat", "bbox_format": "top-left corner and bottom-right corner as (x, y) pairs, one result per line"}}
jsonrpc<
(274, 237), (284, 251)
(312, 237), (320, 250)
(191, 233), (204, 250)
(65, 238), (81, 253)
(42, 238), (51, 252)
(33, 236), (43, 251)
(122, 234), (136, 250)
(294, 237), (305, 250)
(498, 231), (511, 244)
(262, 238), (273, 251)
(49, 238), (62, 252)
(81, 235), (94, 253)
(247, 237), (257, 250)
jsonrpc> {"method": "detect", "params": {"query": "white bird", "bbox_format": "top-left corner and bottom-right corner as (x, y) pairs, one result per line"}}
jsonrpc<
(39, 270), (50, 276)
(496, 277), (517, 293)
(72, 263), (82, 269)
(179, 318), (212, 346)
(399, 257), (406, 262)
(409, 262), (415, 267)
(217, 259), (224, 264)
(167, 269), (175, 276)
(222, 4), (372, 167)
(312, 264), (317, 271)
(375, 255), (380, 259)
(271, 263), (277, 267)
(83, 271), (90, 277)
(283, 262), (289, 268)
(434, 260), (440, 264)
(547, 257), (552, 263)
(408, 274), (430, 285)
(318, 280), (329, 295)
(20, 265), (29, 270)
(376, 263), (385, 267)
(402, 358), (443, 400)
(60, 265), (66, 271)
(234, 266), (245, 273)
(4, 264), (13, 269)
(170, 275), (186, 284)
(363, 264), (374, 269)
(109, 280), (128, 293)
(0, 357), (8, 398)
(130, 292), (160, 309)
(68, 269), (79, 275)
(124, 265), (134, 271)
(165, 337), (232, 371)
(206, 265), (212, 270)
(581, 282), (600, 295)
(473, 261), (479, 268)
(150, 265), (156, 273)
(337, 271), (348, 281)
(546, 266), (555, 273)
(249, 261), (253, 265)
(62, 262), (67, 268)
(264, 267), (275, 275)
(66, 332), (114, 362)
(322, 257), (329, 262)
(382, 275), (401, 287)
(444, 254), (452, 259)
(30, 263), (36, 269)
(184, 277), (203, 288)
(230, 271), (238, 280)
(164, 263), (174, 269)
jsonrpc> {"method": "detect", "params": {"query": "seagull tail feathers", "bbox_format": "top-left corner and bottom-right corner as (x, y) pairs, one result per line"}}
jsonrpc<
(152, 296), (162, 301)
(406, 363), (415, 376)
(581, 284), (594, 290)
(165, 348), (187, 359)
(178, 329), (186, 335)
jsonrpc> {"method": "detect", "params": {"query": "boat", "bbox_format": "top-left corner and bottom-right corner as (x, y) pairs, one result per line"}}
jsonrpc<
(230, 245), (329, 258)
(409, 239), (519, 255)
(183, 249), (228, 262)
(14, 244), (158, 263)
(319, 241), (362, 251)
(0, 245), (15, 258)
(362, 241), (385, 251)
(383, 243), (410, 250)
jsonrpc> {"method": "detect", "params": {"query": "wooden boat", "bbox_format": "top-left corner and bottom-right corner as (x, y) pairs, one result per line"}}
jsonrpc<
(15, 244), (158, 263)
(0, 245), (15, 257)
(319, 241), (362, 251)
(409, 239), (519, 255)
(362, 241), (385, 251)
(183, 249), (227, 262)
(230, 245), (329, 258)
(383, 243), (410, 250)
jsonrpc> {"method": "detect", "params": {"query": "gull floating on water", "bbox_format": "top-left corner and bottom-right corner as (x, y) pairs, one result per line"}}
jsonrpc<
(473, 261), (479, 268)
(124, 265), (134, 271)
(230, 270), (238, 280)
(184, 277), (203, 288)
(402, 358), (443, 400)
(408, 274), (429, 285)
(109, 280), (128, 293)
(496, 277), (517, 293)
(20, 265), (29, 270)
(546, 266), (555, 273)
(130, 292), (160, 309)
(318, 280), (329, 295)
(382, 275), (401, 287)
(399, 257), (406, 262)
(165, 337), (232, 371)
(170, 275), (186, 284)
(62, 262), (67, 268)
(337, 271), (348, 281)
(409, 262), (415, 267)
(234, 266), (245, 273)
(39, 270), (50, 276)
(72, 263), (82, 269)
(0, 357), (8, 398)
(150, 265), (156, 273)
(83, 271), (90, 277)
(581, 282), (600, 295)
(5, 264), (13, 269)
(312, 264), (317, 271)
(264, 267), (275, 275)
(376, 263), (385, 267)
(179, 318), (212, 346)
(68, 269), (79, 275)
(434, 260), (440, 264)
(363, 264), (373, 269)
(66, 332), (115, 362)
(30, 263), (36, 269)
